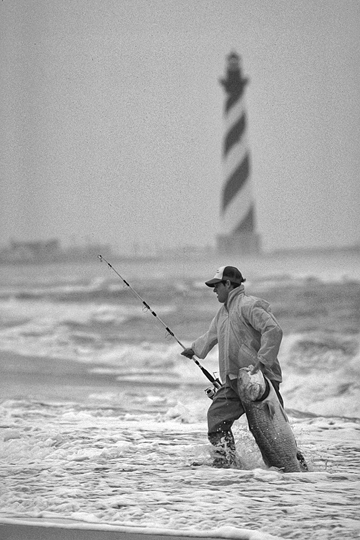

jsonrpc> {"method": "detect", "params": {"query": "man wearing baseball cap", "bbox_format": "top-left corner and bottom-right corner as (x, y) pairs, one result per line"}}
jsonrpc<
(181, 265), (284, 468)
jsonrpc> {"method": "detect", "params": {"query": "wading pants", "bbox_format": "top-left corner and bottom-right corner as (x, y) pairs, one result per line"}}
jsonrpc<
(207, 375), (284, 465)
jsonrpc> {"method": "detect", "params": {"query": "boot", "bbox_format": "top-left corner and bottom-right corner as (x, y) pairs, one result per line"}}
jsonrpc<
(209, 431), (237, 468)
(296, 450), (309, 471)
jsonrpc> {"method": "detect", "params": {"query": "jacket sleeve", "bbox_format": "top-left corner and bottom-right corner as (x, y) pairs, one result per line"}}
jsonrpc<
(243, 302), (283, 368)
(191, 315), (218, 359)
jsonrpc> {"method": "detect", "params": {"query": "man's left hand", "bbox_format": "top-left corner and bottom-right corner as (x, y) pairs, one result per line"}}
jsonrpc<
(250, 361), (261, 374)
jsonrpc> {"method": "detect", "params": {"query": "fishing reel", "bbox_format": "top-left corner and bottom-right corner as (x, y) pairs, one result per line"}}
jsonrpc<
(204, 386), (217, 400)
(204, 376), (222, 400)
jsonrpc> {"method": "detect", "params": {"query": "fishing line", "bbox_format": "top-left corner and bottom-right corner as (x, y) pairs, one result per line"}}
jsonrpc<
(98, 254), (222, 392)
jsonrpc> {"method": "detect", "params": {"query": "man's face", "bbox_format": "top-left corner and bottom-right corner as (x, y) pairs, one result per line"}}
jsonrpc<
(213, 281), (230, 303)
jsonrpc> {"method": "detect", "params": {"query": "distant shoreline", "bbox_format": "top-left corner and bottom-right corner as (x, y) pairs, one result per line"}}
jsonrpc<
(0, 351), (115, 402)
(0, 242), (359, 266)
(0, 351), (186, 403)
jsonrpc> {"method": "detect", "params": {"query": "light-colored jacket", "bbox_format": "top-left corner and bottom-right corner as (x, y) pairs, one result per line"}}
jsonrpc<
(191, 285), (283, 383)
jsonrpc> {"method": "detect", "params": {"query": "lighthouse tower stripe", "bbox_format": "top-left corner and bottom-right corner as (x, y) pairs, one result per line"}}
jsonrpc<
(224, 136), (248, 189)
(222, 153), (250, 213)
(224, 96), (249, 183)
(223, 112), (246, 157)
(233, 205), (256, 234)
(225, 96), (247, 131)
(220, 52), (254, 237)
(221, 180), (254, 235)
(222, 93), (251, 217)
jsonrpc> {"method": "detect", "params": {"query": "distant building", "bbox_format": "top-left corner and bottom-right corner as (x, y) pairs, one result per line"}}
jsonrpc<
(2, 239), (60, 263)
(217, 52), (261, 255)
(0, 239), (114, 265)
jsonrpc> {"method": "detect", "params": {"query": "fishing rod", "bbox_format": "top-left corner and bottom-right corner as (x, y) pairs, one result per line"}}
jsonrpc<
(98, 255), (222, 397)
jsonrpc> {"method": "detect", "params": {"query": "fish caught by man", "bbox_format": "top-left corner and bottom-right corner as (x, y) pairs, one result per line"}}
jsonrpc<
(237, 366), (308, 473)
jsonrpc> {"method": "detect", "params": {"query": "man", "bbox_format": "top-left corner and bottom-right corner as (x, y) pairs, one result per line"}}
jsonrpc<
(181, 265), (284, 468)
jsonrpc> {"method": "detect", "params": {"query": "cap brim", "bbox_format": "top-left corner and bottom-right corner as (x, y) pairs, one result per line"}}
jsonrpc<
(205, 278), (222, 287)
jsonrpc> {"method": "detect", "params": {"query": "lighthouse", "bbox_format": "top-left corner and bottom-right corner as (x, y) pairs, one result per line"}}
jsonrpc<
(217, 52), (261, 255)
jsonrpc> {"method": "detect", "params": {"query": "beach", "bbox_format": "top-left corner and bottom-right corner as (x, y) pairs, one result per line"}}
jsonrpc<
(0, 350), (286, 540)
(0, 351), (126, 403)
(0, 253), (360, 539)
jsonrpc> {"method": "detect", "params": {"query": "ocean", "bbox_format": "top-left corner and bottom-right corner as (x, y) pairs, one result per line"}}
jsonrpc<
(0, 250), (359, 539)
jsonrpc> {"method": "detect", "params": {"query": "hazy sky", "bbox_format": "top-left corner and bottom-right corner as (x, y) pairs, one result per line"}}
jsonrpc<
(1, 0), (359, 254)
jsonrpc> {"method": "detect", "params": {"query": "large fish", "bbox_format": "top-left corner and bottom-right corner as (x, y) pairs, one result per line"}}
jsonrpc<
(237, 367), (308, 473)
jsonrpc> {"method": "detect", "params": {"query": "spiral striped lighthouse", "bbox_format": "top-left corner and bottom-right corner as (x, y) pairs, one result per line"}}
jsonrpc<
(217, 52), (261, 255)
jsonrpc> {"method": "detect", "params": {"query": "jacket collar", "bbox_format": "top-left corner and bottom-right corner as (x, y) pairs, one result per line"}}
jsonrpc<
(225, 284), (244, 309)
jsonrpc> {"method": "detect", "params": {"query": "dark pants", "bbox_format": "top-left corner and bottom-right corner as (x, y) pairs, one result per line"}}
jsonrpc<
(207, 376), (284, 464)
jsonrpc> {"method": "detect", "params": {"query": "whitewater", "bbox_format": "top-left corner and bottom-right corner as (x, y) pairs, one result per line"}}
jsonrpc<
(0, 250), (359, 539)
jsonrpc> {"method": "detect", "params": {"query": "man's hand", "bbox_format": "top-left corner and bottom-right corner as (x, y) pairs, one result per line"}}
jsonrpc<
(250, 360), (262, 374)
(181, 348), (195, 359)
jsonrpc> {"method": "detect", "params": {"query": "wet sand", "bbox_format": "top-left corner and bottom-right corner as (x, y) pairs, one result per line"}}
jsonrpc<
(0, 351), (119, 400)
(0, 519), (246, 540)
(0, 351), (175, 403)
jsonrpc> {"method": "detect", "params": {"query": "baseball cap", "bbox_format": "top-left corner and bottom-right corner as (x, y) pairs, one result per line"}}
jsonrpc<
(205, 266), (244, 287)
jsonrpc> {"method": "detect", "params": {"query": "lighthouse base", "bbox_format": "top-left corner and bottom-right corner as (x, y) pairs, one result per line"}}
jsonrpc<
(217, 232), (261, 256)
